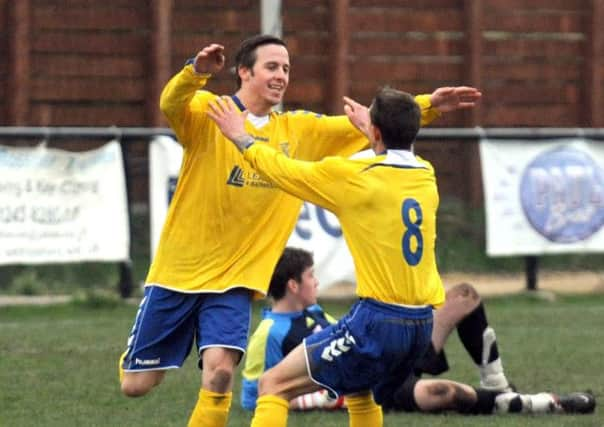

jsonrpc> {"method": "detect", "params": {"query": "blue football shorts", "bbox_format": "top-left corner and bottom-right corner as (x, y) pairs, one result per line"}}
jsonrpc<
(121, 286), (252, 372)
(303, 298), (433, 404)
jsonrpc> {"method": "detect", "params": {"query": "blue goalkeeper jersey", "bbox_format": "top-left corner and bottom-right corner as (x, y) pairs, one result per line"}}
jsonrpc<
(241, 304), (335, 410)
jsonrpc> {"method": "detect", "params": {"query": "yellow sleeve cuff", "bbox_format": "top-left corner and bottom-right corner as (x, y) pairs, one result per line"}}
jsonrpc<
(414, 94), (441, 126)
(184, 64), (212, 80)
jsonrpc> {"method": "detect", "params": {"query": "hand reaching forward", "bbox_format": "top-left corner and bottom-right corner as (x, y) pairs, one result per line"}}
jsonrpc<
(194, 44), (226, 75)
(343, 96), (370, 138)
(429, 86), (482, 113)
(207, 97), (252, 152)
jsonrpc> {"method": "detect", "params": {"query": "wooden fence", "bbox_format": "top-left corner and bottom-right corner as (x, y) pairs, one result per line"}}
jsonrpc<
(1, 0), (603, 205)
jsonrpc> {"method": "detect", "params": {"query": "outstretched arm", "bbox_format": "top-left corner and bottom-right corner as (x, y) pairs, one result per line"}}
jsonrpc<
(343, 86), (482, 136)
(429, 86), (482, 113)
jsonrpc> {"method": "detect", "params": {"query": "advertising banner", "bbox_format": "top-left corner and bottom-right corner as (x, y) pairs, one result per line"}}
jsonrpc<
(0, 141), (129, 264)
(480, 138), (604, 256)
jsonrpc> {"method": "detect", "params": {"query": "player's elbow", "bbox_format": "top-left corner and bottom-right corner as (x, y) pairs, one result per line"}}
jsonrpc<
(159, 94), (174, 118)
(158, 84), (183, 120)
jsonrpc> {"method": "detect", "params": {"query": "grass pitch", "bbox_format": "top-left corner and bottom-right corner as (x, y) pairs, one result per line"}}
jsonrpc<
(1, 293), (602, 427)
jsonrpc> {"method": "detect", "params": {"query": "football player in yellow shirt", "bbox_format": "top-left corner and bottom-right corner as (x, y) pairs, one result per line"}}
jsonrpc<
(209, 87), (444, 427)
(118, 34), (482, 427)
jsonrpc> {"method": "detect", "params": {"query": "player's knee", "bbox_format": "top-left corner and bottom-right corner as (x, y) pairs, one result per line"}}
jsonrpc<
(424, 381), (453, 400)
(120, 371), (163, 397)
(202, 347), (240, 392)
(448, 283), (480, 304)
(416, 381), (458, 412)
(421, 381), (476, 412)
(121, 378), (152, 397)
(206, 367), (234, 393)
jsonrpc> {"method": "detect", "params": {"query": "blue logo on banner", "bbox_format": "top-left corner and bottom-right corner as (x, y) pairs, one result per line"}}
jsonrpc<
(519, 146), (604, 243)
(295, 202), (342, 239)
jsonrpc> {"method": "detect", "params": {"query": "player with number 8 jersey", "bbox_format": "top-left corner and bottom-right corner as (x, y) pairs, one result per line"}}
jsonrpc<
(209, 87), (446, 427)
(236, 148), (444, 306)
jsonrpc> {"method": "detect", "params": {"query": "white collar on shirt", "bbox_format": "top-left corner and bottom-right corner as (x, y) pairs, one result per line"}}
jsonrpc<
(351, 148), (421, 168)
(383, 149), (422, 167)
(246, 113), (270, 129)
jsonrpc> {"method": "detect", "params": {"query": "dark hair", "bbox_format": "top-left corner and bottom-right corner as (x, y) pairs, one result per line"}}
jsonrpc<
(234, 34), (287, 89)
(268, 247), (314, 300)
(370, 87), (421, 150)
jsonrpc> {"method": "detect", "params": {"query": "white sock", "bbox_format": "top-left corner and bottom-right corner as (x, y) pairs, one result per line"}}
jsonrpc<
(495, 392), (556, 414)
(479, 327), (510, 391)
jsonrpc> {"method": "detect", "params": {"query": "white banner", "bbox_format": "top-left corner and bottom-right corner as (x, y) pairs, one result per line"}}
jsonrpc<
(149, 136), (354, 289)
(149, 136), (183, 257)
(480, 138), (604, 256)
(286, 203), (354, 286)
(0, 141), (130, 264)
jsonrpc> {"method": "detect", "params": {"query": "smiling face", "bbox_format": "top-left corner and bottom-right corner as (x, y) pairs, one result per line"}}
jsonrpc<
(238, 43), (290, 110)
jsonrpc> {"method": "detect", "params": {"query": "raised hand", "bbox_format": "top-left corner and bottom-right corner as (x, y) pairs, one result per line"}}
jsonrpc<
(343, 96), (370, 138)
(429, 86), (482, 113)
(194, 44), (226, 75)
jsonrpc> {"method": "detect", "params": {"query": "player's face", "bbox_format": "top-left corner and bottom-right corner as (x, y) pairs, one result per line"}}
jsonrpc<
(244, 44), (290, 106)
(296, 265), (319, 307)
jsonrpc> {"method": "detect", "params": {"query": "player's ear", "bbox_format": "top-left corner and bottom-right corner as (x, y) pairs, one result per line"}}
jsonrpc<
(286, 278), (298, 294)
(238, 65), (251, 83)
(371, 123), (382, 143)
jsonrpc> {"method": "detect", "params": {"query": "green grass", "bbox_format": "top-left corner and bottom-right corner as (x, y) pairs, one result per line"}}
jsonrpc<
(1, 294), (603, 426)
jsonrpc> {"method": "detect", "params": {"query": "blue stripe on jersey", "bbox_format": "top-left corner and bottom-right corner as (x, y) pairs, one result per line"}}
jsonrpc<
(362, 163), (428, 172)
(231, 95), (246, 111)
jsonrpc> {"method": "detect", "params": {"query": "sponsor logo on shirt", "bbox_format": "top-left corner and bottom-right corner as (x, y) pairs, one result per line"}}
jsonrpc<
(226, 166), (275, 188)
(226, 166), (245, 187)
(225, 141), (290, 188)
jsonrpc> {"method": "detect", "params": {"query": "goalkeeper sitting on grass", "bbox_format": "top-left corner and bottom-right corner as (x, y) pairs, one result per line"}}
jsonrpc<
(241, 247), (596, 415)
(241, 247), (344, 411)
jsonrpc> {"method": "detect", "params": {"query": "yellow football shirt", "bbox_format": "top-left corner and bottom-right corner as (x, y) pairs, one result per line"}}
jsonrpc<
(147, 64), (441, 297)
(243, 144), (445, 307)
